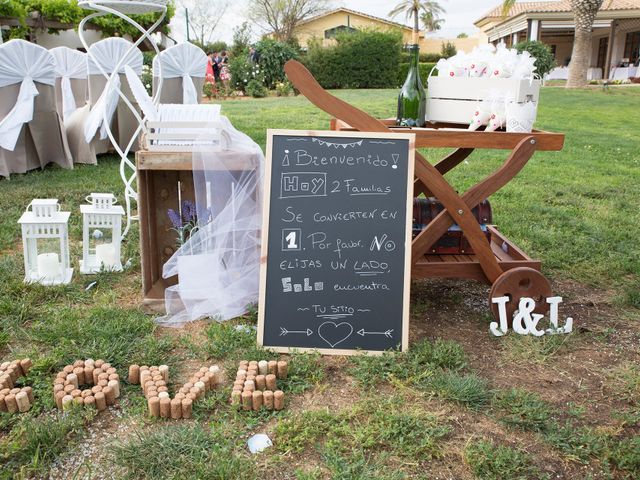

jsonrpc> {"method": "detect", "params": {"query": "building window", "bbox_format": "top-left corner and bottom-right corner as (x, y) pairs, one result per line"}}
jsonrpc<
(597, 37), (608, 68)
(324, 25), (356, 39)
(624, 31), (640, 65)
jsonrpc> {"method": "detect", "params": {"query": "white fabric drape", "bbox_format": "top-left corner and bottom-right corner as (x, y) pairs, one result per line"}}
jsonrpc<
(124, 65), (158, 121)
(84, 38), (142, 143)
(51, 47), (87, 120)
(157, 118), (264, 325)
(152, 42), (207, 104)
(0, 40), (56, 151)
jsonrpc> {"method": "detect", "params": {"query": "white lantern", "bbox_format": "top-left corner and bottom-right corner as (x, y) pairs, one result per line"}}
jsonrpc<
(80, 193), (125, 274)
(18, 199), (73, 285)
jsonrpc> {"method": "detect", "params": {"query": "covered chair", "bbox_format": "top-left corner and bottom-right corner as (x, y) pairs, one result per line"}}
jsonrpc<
(84, 37), (144, 154)
(51, 47), (96, 165)
(152, 42), (207, 104)
(0, 40), (72, 178)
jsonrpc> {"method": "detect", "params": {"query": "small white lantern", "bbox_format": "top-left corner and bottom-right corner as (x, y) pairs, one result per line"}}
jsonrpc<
(80, 193), (125, 274)
(18, 199), (73, 285)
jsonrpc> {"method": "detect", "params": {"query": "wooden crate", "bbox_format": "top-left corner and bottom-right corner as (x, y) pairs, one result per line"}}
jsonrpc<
(136, 149), (259, 313)
(426, 77), (541, 124)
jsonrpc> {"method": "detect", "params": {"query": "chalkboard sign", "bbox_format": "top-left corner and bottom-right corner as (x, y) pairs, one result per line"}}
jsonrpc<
(258, 130), (415, 355)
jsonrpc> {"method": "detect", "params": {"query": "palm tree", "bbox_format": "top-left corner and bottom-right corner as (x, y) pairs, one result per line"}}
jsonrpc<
(502, 0), (604, 88)
(389, 0), (445, 45)
(421, 11), (445, 33)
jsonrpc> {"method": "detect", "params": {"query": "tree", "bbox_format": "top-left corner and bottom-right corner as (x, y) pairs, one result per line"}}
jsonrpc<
(248, 0), (332, 43)
(389, 0), (445, 44)
(457, 32), (469, 39)
(180, 0), (229, 46)
(502, 0), (604, 88)
(421, 10), (444, 33)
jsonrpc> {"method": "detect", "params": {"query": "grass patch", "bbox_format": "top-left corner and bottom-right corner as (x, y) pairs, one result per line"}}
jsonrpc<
(492, 388), (553, 432)
(0, 406), (95, 477)
(609, 364), (640, 405)
(112, 424), (251, 480)
(464, 439), (541, 480)
(427, 370), (491, 410)
(500, 334), (575, 364)
(275, 396), (450, 461)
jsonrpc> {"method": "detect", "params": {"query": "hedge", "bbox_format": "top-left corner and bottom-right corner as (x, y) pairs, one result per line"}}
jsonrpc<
(397, 62), (437, 88)
(303, 29), (403, 89)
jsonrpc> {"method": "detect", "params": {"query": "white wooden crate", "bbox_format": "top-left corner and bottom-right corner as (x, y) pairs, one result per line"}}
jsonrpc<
(426, 77), (541, 125)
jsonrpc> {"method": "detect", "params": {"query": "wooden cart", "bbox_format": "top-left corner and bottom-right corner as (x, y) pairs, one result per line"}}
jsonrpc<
(284, 60), (565, 320)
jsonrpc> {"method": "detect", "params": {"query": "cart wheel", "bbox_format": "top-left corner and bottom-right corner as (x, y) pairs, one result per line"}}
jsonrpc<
(489, 267), (552, 322)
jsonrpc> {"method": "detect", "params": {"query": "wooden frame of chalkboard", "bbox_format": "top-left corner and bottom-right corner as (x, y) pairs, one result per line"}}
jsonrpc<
(258, 129), (415, 355)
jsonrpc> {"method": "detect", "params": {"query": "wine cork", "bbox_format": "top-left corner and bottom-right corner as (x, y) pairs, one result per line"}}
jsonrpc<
(170, 398), (182, 419)
(160, 397), (171, 418)
(159, 365), (169, 382)
(7, 366), (18, 383)
(55, 391), (65, 409)
(194, 381), (206, 395)
(175, 392), (186, 401)
(16, 391), (30, 412)
(53, 383), (64, 395)
(95, 392), (107, 411)
(157, 391), (169, 400)
(144, 380), (155, 395)
(84, 366), (94, 385)
(263, 390), (274, 410)
(81, 389), (92, 398)
(73, 359), (85, 368)
(128, 364), (140, 384)
(249, 360), (258, 368)
(73, 367), (85, 385)
(21, 386), (34, 404)
(243, 382), (255, 393)
(71, 389), (82, 398)
(181, 398), (193, 419)
(201, 373), (212, 391)
(241, 391), (252, 411)
(0, 361), (9, 370)
(209, 365), (221, 384)
(101, 363), (112, 371)
(148, 396), (160, 417)
(258, 360), (268, 375)
(0, 394), (7, 412)
(63, 365), (74, 375)
(103, 386), (115, 405)
(98, 379), (108, 388)
(85, 358), (95, 367)
(252, 390), (263, 411)
(54, 377), (65, 387)
(237, 368), (247, 377)
(64, 384), (75, 394)
(146, 388), (158, 399)
(139, 369), (150, 387)
(246, 374), (256, 384)
(91, 385), (102, 395)
(255, 375), (266, 391)
(108, 380), (120, 398)
(73, 396), (83, 405)
(19, 358), (32, 375)
(92, 368), (101, 385)
(10, 387), (20, 395)
(61, 394), (74, 410)
(157, 386), (169, 393)
(247, 368), (258, 377)
(67, 373), (78, 389)
(274, 390), (285, 410)
(108, 374), (119, 382)
(84, 396), (96, 409)
(265, 374), (277, 391)
(183, 382), (194, 391)
(277, 361), (288, 380)
(152, 374), (163, 383)
(98, 373), (109, 382)
(231, 390), (241, 406)
(189, 387), (201, 400)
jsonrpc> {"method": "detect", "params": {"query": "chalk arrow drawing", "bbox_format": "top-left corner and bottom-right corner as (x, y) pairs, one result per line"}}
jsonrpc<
(280, 327), (313, 337)
(357, 329), (394, 338)
(318, 322), (353, 348)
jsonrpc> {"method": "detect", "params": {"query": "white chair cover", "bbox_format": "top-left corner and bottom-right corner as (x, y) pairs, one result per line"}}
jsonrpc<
(51, 47), (87, 120)
(152, 42), (207, 104)
(0, 40), (56, 151)
(84, 38), (143, 144)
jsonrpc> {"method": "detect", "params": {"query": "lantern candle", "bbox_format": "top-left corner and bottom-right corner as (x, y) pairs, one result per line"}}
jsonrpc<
(37, 253), (61, 281)
(95, 243), (118, 268)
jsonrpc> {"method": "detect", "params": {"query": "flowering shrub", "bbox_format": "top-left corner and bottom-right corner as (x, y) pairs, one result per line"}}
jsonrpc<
(229, 56), (262, 93)
(275, 81), (293, 97)
(141, 64), (153, 96)
(246, 79), (268, 98)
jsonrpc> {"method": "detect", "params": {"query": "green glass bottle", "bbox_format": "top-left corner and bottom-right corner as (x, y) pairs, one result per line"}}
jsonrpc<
(396, 44), (426, 127)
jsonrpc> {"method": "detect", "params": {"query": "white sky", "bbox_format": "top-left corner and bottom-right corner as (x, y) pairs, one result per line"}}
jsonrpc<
(169, 0), (507, 44)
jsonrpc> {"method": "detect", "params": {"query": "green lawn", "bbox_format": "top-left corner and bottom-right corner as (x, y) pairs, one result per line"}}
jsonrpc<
(0, 87), (639, 479)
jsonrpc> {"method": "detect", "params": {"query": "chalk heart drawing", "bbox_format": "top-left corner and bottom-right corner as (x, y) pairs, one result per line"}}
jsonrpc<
(318, 322), (353, 348)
